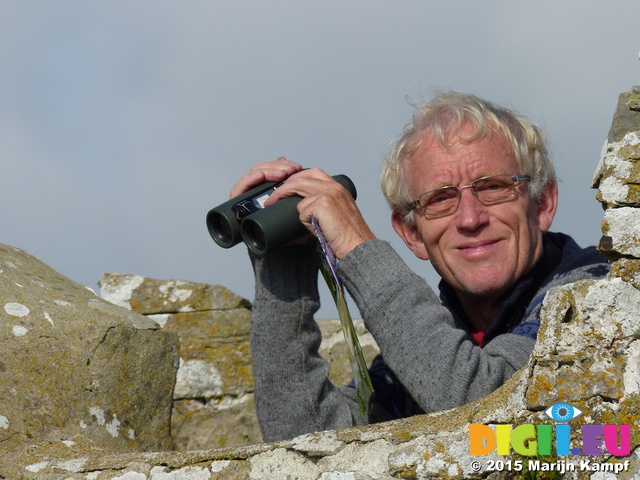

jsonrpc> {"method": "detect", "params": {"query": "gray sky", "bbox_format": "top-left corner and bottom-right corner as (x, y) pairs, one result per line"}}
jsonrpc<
(1, 1), (638, 318)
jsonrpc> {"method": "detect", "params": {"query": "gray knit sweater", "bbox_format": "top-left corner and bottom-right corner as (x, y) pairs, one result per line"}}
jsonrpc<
(250, 234), (609, 441)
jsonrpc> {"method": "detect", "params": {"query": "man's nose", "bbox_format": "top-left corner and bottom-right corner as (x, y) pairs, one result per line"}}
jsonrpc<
(454, 188), (489, 230)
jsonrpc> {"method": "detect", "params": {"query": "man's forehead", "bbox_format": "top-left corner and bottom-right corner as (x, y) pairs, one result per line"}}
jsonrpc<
(404, 129), (518, 191)
(407, 128), (515, 167)
(412, 121), (511, 152)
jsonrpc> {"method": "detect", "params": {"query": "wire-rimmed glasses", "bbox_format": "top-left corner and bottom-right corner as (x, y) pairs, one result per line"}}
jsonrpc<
(407, 174), (532, 219)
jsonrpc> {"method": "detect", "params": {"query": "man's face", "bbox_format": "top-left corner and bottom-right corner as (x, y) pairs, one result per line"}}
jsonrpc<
(393, 128), (557, 303)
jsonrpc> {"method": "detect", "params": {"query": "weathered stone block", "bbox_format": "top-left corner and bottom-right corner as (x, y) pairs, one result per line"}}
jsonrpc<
(627, 85), (640, 112)
(593, 89), (640, 214)
(527, 276), (640, 412)
(99, 272), (251, 314)
(600, 207), (640, 258)
(604, 90), (640, 144)
(0, 244), (179, 474)
(100, 273), (261, 450)
(164, 310), (254, 396)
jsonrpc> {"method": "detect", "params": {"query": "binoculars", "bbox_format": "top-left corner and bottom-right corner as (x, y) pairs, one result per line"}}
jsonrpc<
(206, 174), (356, 256)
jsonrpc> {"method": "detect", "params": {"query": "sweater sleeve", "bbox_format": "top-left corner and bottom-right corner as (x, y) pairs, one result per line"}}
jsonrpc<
(250, 245), (366, 441)
(337, 239), (535, 413)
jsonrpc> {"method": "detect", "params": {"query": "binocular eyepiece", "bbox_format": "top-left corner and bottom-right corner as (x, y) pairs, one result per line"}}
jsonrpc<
(206, 174), (356, 256)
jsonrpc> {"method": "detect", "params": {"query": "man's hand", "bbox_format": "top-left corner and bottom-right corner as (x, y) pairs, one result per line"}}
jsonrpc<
(230, 157), (303, 199)
(231, 157), (375, 259)
(263, 163), (375, 260)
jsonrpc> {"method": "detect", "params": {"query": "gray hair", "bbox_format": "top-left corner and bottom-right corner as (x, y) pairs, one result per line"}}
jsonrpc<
(381, 91), (556, 223)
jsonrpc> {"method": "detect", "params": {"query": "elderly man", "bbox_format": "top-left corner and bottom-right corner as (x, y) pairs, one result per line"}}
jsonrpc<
(231, 91), (609, 442)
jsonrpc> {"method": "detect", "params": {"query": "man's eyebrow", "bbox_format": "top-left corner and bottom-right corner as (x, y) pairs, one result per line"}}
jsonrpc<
(422, 173), (501, 191)
(419, 176), (457, 191)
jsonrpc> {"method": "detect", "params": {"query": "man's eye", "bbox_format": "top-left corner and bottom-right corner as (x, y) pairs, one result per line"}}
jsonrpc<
(431, 195), (452, 204)
(428, 190), (457, 204)
(544, 403), (583, 422)
(478, 180), (507, 192)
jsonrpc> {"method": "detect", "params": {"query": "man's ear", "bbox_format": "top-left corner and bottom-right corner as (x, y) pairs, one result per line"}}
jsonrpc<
(391, 210), (430, 260)
(536, 180), (558, 233)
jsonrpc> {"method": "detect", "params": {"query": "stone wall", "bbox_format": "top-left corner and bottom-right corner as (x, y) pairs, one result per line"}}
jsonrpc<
(2, 86), (640, 479)
(97, 273), (380, 451)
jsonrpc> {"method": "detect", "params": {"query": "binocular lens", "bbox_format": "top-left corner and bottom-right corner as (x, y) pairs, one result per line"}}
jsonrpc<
(242, 220), (267, 254)
(207, 212), (234, 246)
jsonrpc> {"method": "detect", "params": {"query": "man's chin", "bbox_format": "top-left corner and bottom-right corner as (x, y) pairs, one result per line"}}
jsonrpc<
(456, 277), (513, 301)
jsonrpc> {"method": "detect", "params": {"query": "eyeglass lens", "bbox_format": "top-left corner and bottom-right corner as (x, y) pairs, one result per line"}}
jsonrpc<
(419, 175), (517, 217)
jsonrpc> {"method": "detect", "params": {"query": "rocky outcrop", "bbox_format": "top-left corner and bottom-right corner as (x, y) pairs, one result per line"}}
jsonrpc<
(0, 244), (179, 475)
(3, 87), (640, 479)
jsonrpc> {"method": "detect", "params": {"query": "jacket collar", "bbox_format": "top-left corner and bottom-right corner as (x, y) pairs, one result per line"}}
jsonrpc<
(438, 232), (575, 346)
